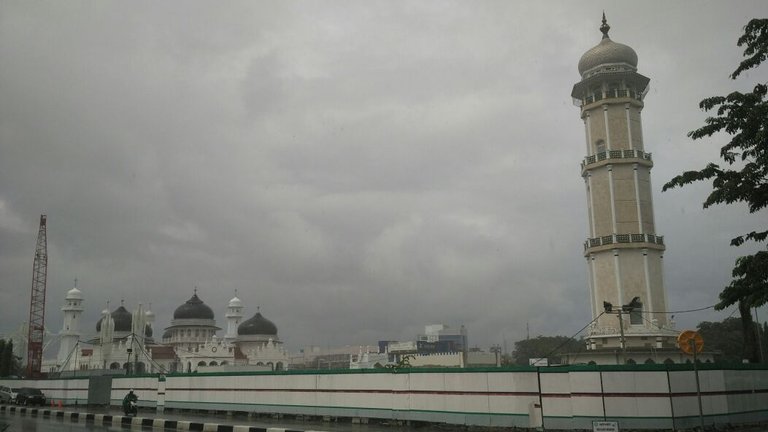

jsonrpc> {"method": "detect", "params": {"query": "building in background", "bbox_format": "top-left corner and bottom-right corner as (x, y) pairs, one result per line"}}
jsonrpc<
(46, 286), (288, 374)
(418, 324), (467, 354)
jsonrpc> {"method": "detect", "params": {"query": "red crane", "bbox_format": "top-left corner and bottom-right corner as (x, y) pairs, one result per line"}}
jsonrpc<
(26, 214), (48, 378)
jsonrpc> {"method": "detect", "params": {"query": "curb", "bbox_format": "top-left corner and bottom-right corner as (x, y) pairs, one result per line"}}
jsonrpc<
(0, 405), (323, 432)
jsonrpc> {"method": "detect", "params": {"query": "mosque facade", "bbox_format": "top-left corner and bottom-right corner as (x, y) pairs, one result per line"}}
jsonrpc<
(45, 285), (289, 374)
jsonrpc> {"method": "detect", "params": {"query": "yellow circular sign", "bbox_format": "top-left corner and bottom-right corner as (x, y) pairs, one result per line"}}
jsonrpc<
(678, 330), (704, 354)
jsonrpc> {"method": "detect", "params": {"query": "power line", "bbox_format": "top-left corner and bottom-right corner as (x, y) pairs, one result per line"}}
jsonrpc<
(530, 312), (605, 365)
(646, 304), (717, 314)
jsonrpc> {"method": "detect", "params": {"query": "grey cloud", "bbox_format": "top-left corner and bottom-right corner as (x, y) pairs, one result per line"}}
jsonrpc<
(1, 1), (766, 352)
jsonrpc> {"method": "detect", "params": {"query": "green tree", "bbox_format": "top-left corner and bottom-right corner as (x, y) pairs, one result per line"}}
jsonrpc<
(697, 317), (747, 363)
(2, 340), (14, 377)
(0, 339), (13, 377)
(663, 19), (768, 363)
(0, 339), (6, 376)
(512, 336), (584, 366)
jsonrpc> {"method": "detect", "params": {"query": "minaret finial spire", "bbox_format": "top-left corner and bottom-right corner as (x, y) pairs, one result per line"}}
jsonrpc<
(600, 11), (610, 39)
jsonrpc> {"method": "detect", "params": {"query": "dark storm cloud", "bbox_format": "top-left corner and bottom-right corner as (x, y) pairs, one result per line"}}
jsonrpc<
(1, 1), (765, 352)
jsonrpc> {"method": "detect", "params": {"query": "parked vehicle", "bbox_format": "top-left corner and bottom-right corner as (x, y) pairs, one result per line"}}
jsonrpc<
(0, 386), (11, 403)
(15, 388), (46, 406)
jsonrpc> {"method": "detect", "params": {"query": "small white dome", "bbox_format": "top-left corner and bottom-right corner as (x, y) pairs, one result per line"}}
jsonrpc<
(66, 287), (83, 301)
(145, 309), (155, 318)
(228, 296), (243, 308)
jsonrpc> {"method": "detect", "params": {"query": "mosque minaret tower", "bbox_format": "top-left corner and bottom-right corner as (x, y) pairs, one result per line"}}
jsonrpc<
(57, 280), (84, 366)
(225, 292), (244, 343)
(571, 15), (677, 356)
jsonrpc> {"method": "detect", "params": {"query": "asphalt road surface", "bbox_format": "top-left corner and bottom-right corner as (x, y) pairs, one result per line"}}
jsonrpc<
(0, 412), (122, 431)
(0, 409), (436, 432)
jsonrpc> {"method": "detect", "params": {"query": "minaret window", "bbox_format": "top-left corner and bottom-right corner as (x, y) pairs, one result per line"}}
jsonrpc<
(595, 139), (606, 154)
(629, 302), (643, 325)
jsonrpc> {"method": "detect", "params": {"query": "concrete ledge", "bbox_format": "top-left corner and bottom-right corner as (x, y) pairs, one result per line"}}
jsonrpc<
(0, 405), (328, 432)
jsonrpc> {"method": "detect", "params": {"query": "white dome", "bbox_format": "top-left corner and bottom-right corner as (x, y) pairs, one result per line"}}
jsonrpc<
(66, 287), (83, 301)
(228, 296), (243, 308)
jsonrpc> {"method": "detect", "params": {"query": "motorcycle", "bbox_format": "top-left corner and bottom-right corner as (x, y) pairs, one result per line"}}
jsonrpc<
(124, 400), (137, 416)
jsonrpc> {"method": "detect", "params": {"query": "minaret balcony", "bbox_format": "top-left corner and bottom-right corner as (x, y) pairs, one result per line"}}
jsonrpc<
(584, 233), (665, 253)
(582, 88), (643, 106)
(581, 149), (652, 174)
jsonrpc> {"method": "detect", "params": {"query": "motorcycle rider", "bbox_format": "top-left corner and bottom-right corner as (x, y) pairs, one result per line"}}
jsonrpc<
(122, 389), (138, 415)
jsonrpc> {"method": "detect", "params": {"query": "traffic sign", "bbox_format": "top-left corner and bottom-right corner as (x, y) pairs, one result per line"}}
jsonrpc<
(678, 330), (704, 354)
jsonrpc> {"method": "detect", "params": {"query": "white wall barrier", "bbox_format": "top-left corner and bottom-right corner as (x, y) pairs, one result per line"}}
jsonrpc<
(2, 364), (767, 429)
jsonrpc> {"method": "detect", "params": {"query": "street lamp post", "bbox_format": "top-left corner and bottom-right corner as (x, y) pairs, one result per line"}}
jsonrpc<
(126, 348), (133, 376)
(490, 344), (502, 367)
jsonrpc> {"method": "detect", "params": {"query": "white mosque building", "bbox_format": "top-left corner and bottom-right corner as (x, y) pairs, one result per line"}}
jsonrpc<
(46, 284), (289, 374)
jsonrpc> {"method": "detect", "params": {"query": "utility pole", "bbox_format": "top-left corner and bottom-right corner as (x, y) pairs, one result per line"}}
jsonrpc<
(603, 297), (641, 364)
(755, 307), (765, 363)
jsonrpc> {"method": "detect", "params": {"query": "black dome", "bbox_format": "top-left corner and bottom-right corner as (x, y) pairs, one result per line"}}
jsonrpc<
(173, 293), (214, 320)
(96, 306), (132, 332)
(238, 312), (277, 336)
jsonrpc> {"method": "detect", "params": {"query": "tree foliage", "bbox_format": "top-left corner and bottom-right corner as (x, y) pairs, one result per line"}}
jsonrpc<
(697, 317), (767, 363)
(0, 339), (14, 377)
(662, 19), (768, 362)
(511, 336), (584, 366)
(0, 340), (5, 376)
(663, 19), (768, 247)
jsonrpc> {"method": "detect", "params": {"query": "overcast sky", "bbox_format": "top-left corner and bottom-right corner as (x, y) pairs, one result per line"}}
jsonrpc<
(1, 1), (766, 354)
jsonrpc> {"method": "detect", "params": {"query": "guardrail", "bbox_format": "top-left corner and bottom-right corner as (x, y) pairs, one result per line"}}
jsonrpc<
(582, 149), (652, 170)
(584, 233), (664, 250)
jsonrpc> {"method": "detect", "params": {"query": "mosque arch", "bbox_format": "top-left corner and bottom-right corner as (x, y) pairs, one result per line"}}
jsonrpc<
(644, 358), (655, 364)
(220, 361), (228, 365)
(197, 361), (206, 367)
(209, 361), (218, 366)
(625, 358), (636, 365)
(109, 362), (120, 370)
(663, 358), (674, 365)
(136, 362), (146, 374)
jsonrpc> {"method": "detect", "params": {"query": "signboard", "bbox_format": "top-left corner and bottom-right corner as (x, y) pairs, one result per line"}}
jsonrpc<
(592, 421), (619, 432)
(678, 330), (704, 354)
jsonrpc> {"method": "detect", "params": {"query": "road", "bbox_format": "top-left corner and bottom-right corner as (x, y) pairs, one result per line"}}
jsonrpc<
(0, 412), (122, 431)
(1, 408), (436, 432)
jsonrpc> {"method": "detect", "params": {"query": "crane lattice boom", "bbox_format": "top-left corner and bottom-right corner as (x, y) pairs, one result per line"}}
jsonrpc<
(26, 214), (47, 378)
